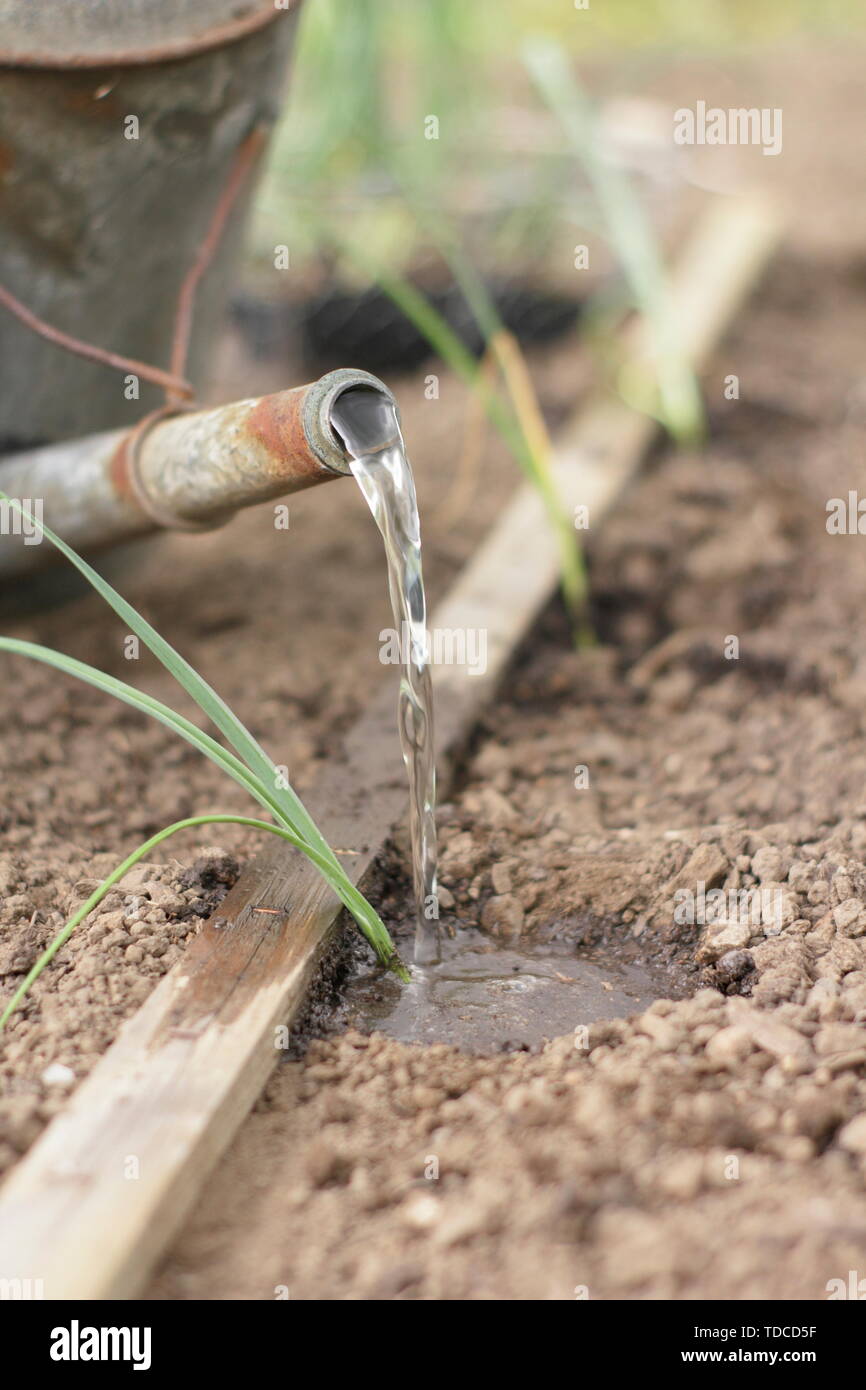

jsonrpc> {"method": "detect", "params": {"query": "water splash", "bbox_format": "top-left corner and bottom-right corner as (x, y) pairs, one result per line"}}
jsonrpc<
(330, 387), (439, 965)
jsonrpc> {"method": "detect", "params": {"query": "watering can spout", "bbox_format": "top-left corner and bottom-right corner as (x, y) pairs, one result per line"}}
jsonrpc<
(0, 369), (397, 579)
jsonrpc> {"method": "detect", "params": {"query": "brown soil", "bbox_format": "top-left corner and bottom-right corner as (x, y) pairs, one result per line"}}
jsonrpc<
(142, 246), (866, 1300)
(3, 42), (866, 1301)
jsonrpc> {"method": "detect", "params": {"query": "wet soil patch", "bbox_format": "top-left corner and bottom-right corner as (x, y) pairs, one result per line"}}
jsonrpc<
(341, 931), (671, 1053)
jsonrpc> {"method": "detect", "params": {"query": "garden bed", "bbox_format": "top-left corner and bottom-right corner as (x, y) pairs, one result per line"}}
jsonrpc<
(146, 249), (866, 1299)
(4, 34), (866, 1296)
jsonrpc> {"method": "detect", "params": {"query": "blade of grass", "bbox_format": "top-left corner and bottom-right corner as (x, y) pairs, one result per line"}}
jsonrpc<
(0, 637), (289, 824)
(0, 638), (404, 976)
(0, 496), (337, 872)
(486, 324), (591, 640)
(0, 497), (405, 976)
(522, 37), (705, 444)
(335, 239), (587, 625)
(0, 811), (406, 1032)
(396, 203), (589, 620)
(433, 343), (497, 526)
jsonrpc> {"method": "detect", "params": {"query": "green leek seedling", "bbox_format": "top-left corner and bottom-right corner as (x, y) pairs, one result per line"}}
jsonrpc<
(0, 497), (408, 1030)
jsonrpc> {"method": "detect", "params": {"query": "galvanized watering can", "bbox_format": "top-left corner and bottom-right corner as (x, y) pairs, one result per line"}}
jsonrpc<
(0, 1), (395, 583)
(0, 0), (300, 449)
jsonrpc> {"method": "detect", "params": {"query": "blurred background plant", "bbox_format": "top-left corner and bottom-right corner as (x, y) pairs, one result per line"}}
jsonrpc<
(241, 0), (866, 620)
(253, 0), (865, 282)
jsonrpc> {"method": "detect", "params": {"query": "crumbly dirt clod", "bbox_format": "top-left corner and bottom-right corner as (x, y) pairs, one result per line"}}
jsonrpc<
(146, 993), (866, 1300)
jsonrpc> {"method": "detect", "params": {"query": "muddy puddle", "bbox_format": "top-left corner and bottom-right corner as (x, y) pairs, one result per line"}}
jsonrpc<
(339, 927), (671, 1053)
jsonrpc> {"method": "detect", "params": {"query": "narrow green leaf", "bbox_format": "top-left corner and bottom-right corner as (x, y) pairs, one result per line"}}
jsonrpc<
(0, 637), (285, 824)
(0, 497), (404, 975)
(0, 636), (400, 972)
(0, 812), (408, 1030)
(0, 495), (338, 869)
(521, 38), (705, 444)
(337, 236), (589, 626)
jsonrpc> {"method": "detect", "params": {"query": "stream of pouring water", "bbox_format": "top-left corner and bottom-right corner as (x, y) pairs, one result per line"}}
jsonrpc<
(330, 387), (440, 966)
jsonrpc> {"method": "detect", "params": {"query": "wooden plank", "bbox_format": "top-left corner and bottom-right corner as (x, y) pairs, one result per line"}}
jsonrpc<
(434, 191), (783, 726)
(0, 194), (781, 1298)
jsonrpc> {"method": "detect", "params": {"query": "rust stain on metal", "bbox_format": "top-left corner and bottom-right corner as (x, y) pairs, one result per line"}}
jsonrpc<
(245, 388), (325, 488)
(108, 432), (137, 508)
(0, 4), (297, 70)
(0, 141), (14, 179)
(108, 402), (193, 516)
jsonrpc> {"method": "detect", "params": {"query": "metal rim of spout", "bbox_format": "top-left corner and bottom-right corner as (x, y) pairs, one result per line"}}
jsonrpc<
(306, 368), (400, 477)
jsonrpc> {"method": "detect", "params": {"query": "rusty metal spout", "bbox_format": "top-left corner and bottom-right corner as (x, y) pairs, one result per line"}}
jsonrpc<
(0, 369), (397, 578)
